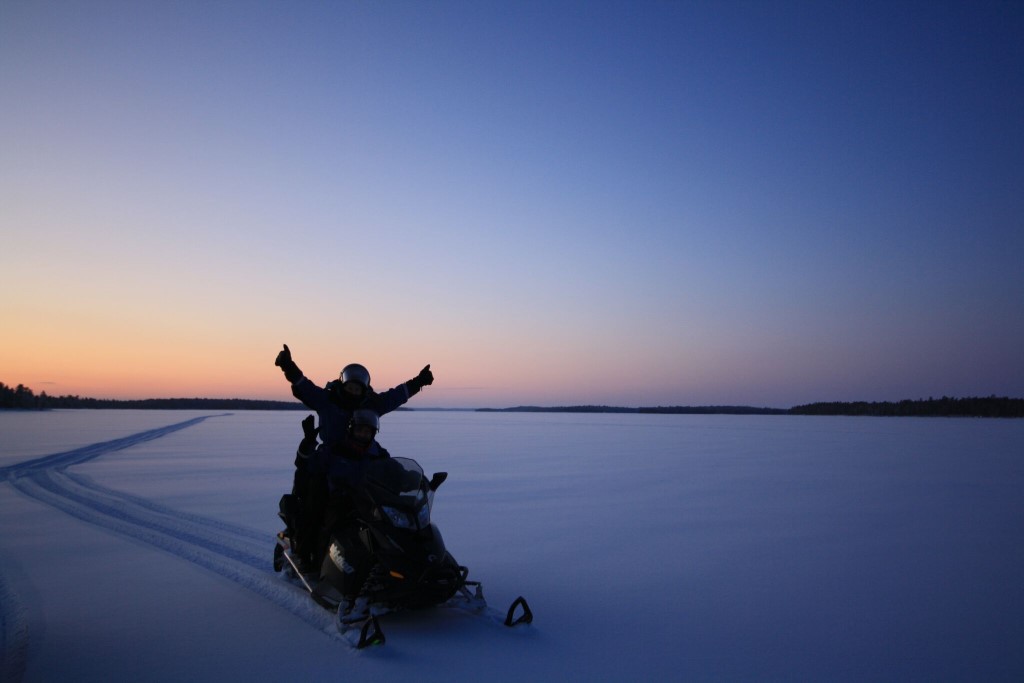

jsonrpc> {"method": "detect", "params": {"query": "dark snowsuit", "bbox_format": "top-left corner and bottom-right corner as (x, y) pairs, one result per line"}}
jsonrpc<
(283, 374), (418, 572)
(311, 438), (391, 604)
(289, 376), (414, 455)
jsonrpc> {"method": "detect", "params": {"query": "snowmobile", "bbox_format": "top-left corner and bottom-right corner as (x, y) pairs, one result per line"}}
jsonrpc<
(273, 455), (532, 647)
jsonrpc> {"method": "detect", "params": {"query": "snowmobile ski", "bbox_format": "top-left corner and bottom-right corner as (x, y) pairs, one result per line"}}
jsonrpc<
(274, 532), (315, 593)
(337, 614), (386, 649)
(447, 580), (534, 628)
(504, 596), (533, 626)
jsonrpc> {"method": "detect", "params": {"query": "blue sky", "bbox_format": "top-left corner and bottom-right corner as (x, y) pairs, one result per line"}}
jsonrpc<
(2, 1), (1022, 408)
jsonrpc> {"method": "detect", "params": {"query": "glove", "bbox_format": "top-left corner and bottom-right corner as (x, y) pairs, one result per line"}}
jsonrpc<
(298, 414), (319, 456)
(275, 344), (303, 384)
(301, 414), (318, 440)
(407, 364), (433, 395)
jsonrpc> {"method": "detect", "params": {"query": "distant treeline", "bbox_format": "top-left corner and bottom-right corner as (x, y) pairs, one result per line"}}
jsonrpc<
(478, 405), (788, 415)
(3, 382), (1022, 417)
(0, 382), (304, 411)
(789, 396), (1024, 418)
(477, 397), (1024, 417)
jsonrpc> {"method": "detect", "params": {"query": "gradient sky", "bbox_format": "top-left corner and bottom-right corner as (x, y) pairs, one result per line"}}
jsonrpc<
(2, 1), (1022, 409)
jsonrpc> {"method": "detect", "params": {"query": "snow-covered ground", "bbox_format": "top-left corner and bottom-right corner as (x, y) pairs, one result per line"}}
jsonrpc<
(2, 409), (1023, 682)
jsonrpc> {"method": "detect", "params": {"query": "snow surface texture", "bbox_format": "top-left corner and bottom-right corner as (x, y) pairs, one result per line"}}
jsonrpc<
(1, 410), (1023, 682)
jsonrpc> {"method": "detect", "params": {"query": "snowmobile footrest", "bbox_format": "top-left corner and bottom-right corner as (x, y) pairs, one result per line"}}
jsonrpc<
(504, 596), (533, 626)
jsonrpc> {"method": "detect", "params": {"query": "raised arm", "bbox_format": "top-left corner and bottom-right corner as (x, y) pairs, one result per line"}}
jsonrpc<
(275, 344), (303, 384)
(275, 344), (326, 410)
(406, 364), (433, 397)
(371, 364), (435, 415)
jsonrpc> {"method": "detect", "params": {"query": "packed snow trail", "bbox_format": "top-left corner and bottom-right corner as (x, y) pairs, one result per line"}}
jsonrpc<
(0, 416), (220, 479)
(0, 416), (343, 649)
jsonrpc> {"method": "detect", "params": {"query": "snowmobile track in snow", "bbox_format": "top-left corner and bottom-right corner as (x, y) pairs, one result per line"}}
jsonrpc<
(0, 415), (343, 653)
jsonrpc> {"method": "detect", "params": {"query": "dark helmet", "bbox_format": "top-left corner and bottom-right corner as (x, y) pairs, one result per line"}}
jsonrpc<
(339, 363), (371, 397)
(348, 409), (379, 444)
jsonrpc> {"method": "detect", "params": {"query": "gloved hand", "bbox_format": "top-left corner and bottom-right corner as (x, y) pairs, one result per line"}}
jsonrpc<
(275, 344), (303, 384)
(298, 414), (319, 456)
(407, 364), (433, 394)
(301, 414), (319, 440)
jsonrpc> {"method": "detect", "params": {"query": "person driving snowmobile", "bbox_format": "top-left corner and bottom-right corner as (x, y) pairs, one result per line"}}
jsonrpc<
(311, 409), (387, 607)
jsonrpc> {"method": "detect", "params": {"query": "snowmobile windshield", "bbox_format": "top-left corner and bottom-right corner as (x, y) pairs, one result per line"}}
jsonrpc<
(363, 457), (424, 494)
(362, 457), (432, 530)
